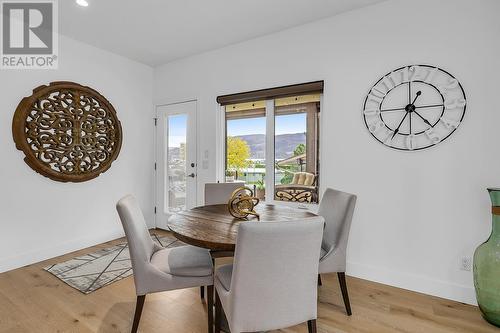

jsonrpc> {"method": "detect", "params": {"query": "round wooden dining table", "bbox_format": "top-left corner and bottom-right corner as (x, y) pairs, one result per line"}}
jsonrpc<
(167, 203), (318, 253)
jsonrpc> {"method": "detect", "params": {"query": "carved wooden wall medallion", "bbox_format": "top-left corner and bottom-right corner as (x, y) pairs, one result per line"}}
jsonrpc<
(12, 81), (122, 182)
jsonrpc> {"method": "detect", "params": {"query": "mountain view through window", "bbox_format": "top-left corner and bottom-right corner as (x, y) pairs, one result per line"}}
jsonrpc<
(225, 94), (319, 203)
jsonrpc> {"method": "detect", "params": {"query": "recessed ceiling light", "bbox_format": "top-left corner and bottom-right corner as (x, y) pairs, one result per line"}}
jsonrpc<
(76, 0), (89, 7)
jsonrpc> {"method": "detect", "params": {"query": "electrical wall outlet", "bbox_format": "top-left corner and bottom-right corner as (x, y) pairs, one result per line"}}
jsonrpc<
(460, 256), (472, 271)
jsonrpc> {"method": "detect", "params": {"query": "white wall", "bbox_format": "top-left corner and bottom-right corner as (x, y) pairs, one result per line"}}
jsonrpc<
(0, 35), (154, 272)
(154, 0), (500, 304)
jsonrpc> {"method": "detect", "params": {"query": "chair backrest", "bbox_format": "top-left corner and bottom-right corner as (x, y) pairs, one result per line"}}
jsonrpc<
(318, 188), (357, 253)
(116, 195), (155, 276)
(291, 172), (316, 186)
(228, 218), (324, 332)
(204, 182), (244, 205)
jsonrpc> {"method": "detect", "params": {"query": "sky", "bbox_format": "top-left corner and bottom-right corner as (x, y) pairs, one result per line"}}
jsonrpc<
(168, 114), (187, 148)
(227, 113), (306, 136)
(167, 113), (307, 147)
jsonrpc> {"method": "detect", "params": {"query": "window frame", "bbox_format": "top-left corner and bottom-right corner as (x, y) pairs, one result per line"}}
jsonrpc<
(218, 84), (323, 207)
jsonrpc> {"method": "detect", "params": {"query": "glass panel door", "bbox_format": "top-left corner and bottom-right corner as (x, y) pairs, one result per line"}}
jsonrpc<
(156, 101), (197, 229)
(167, 114), (188, 212)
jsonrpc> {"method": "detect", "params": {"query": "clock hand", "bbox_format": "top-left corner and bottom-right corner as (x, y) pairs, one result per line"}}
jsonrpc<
(391, 111), (409, 140)
(411, 90), (422, 105)
(382, 90), (423, 114)
(413, 110), (432, 127)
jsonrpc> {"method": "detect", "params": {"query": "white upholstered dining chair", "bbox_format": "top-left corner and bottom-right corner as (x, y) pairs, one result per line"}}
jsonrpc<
(204, 182), (244, 205)
(116, 195), (214, 333)
(317, 188), (357, 316)
(204, 182), (246, 263)
(214, 218), (325, 333)
(199, 181), (242, 298)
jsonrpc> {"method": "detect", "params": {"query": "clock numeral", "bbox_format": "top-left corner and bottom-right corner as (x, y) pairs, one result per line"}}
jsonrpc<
(444, 97), (466, 109)
(405, 134), (416, 150)
(425, 128), (441, 144)
(369, 121), (385, 134)
(424, 67), (439, 84)
(438, 78), (460, 95)
(363, 107), (380, 116)
(401, 66), (410, 82)
(371, 86), (387, 98)
(443, 78), (459, 90)
(440, 116), (460, 129)
(367, 91), (383, 104)
(390, 71), (403, 86)
(409, 65), (426, 81)
(373, 71), (402, 97)
(383, 131), (395, 145)
(381, 74), (397, 91)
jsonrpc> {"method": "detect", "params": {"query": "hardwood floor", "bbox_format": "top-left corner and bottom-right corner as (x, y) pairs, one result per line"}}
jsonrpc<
(0, 231), (497, 333)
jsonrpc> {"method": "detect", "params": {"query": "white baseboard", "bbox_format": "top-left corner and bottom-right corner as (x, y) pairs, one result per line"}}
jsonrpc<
(0, 234), (477, 306)
(347, 260), (477, 305)
(0, 229), (125, 274)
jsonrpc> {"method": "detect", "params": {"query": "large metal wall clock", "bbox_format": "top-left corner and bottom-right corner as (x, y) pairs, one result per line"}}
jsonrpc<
(363, 65), (466, 151)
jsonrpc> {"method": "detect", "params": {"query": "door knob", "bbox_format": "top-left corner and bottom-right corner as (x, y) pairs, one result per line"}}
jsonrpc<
(187, 173), (196, 178)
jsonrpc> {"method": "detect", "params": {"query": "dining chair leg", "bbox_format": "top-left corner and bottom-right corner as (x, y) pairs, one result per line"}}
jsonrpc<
(200, 286), (205, 299)
(215, 289), (221, 333)
(337, 272), (352, 316)
(131, 295), (146, 333)
(317, 274), (322, 286)
(307, 319), (317, 333)
(207, 285), (214, 333)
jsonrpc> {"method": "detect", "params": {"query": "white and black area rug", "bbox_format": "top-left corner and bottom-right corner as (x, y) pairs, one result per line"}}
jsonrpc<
(44, 234), (185, 294)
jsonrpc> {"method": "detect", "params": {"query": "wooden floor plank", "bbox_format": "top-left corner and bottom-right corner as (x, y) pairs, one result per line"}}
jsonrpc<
(0, 230), (497, 333)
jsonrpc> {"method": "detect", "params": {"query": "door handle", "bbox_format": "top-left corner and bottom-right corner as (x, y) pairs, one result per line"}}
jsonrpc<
(187, 173), (196, 178)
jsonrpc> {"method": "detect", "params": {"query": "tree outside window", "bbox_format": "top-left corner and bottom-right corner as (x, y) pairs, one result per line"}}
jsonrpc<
(226, 136), (250, 179)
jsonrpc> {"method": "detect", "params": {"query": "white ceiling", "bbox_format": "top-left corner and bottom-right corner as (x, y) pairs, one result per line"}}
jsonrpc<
(59, 0), (386, 67)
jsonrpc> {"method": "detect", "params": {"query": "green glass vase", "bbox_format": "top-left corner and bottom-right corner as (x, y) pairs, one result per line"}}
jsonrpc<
(473, 188), (500, 327)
